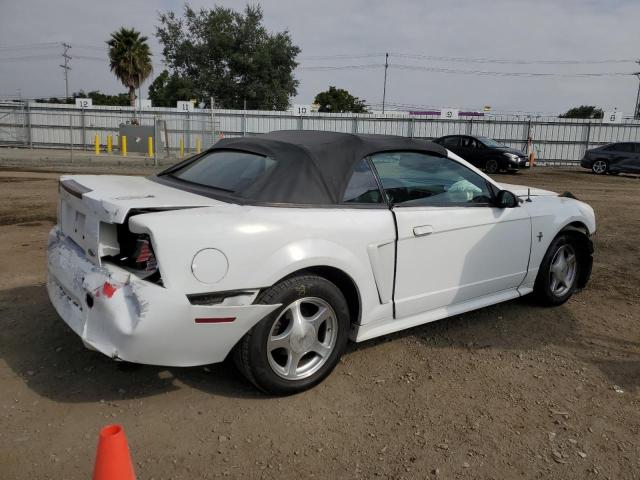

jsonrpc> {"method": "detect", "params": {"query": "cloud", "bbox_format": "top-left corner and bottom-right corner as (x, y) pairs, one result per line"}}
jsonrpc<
(1, 0), (638, 114)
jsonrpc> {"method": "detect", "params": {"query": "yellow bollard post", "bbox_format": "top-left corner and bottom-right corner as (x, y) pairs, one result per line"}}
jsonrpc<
(107, 135), (112, 154)
(121, 135), (127, 157)
(148, 136), (154, 159)
(179, 137), (184, 159)
(94, 134), (100, 155)
(195, 136), (201, 154)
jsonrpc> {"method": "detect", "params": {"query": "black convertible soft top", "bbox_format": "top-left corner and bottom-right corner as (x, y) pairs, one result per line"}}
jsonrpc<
(157, 130), (448, 206)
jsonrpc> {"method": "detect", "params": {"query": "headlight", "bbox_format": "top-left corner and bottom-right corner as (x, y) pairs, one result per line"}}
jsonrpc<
(503, 152), (520, 161)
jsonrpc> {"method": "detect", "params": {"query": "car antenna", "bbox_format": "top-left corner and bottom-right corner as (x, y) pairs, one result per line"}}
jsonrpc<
(526, 188), (532, 202)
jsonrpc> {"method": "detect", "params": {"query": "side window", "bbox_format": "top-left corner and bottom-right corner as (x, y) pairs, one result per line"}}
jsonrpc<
(370, 151), (493, 206)
(617, 143), (635, 153)
(342, 158), (383, 204)
(441, 136), (459, 148)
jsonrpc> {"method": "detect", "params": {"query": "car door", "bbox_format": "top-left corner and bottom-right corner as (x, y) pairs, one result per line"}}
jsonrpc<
(457, 136), (485, 168)
(440, 136), (463, 157)
(369, 151), (531, 319)
(616, 143), (640, 173)
(607, 143), (636, 172)
(631, 143), (640, 172)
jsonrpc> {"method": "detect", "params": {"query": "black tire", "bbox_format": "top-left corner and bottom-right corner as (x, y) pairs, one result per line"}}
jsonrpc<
(233, 274), (350, 395)
(534, 234), (581, 306)
(591, 159), (608, 175)
(485, 159), (499, 174)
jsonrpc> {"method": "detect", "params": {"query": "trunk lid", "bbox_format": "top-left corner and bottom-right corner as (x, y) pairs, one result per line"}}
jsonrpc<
(58, 175), (221, 263)
(61, 175), (222, 223)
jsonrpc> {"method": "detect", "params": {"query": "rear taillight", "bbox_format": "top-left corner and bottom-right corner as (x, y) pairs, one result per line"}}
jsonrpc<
(102, 233), (161, 283)
(132, 238), (157, 272)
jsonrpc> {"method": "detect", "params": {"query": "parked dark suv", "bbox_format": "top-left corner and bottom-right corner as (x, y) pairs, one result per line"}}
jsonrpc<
(580, 142), (640, 175)
(433, 135), (529, 174)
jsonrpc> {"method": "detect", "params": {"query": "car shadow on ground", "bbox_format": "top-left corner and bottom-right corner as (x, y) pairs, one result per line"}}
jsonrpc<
(0, 285), (262, 402)
(1, 285), (638, 401)
(348, 292), (640, 393)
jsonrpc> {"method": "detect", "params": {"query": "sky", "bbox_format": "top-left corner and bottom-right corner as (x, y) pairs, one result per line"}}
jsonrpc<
(0, 0), (639, 115)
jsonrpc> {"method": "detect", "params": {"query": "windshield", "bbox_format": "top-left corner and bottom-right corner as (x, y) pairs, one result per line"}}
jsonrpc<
(477, 136), (505, 148)
(170, 150), (277, 193)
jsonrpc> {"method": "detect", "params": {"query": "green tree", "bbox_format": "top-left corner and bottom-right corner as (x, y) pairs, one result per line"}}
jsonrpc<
(148, 70), (195, 107)
(156, 4), (300, 110)
(35, 90), (130, 106)
(559, 105), (603, 119)
(106, 27), (153, 108)
(313, 86), (368, 113)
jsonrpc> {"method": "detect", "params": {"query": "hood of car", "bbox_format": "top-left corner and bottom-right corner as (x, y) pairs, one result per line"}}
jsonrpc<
(494, 146), (526, 157)
(499, 182), (557, 197)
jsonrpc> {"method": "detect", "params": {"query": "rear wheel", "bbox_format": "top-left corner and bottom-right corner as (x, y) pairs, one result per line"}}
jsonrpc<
(592, 159), (608, 174)
(485, 159), (499, 174)
(233, 274), (349, 395)
(534, 234), (580, 306)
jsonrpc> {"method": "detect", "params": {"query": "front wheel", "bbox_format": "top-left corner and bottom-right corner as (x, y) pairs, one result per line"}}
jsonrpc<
(591, 159), (608, 174)
(534, 234), (580, 306)
(233, 274), (350, 395)
(485, 159), (499, 174)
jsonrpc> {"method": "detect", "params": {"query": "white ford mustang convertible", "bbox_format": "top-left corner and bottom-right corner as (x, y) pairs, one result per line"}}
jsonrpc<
(48, 131), (595, 394)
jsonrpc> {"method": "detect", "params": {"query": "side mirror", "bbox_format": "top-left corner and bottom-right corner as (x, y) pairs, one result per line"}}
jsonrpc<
(496, 190), (519, 208)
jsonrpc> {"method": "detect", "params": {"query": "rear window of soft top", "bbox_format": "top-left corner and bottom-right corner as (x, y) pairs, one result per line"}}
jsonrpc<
(171, 150), (277, 193)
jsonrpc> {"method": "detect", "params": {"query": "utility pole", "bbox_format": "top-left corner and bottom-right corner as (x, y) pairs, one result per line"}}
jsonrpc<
(210, 96), (216, 143)
(635, 74), (640, 120)
(634, 60), (640, 120)
(60, 43), (72, 161)
(382, 52), (389, 114)
(59, 43), (72, 100)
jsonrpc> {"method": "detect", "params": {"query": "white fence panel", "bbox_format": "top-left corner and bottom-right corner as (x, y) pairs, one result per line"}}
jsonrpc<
(0, 102), (639, 163)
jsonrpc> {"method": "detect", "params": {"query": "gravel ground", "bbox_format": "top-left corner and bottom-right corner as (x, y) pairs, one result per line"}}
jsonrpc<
(0, 165), (638, 479)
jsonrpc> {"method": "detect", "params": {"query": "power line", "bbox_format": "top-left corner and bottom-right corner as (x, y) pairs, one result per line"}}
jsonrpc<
(298, 51), (637, 65)
(391, 63), (634, 77)
(298, 64), (382, 71)
(74, 44), (108, 51)
(299, 53), (386, 60)
(0, 42), (60, 51)
(390, 52), (637, 65)
(0, 54), (59, 62)
(296, 62), (634, 77)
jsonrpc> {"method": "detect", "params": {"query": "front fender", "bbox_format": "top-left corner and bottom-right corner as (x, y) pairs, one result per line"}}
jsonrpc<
(521, 197), (596, 289)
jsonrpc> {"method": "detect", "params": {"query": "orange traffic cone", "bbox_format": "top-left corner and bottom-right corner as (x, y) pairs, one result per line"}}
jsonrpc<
(93, 424), (136, 480)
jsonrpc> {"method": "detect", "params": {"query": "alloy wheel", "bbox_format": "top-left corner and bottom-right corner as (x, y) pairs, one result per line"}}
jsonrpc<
(549, 244), (577, 297)
(485, 159), (499, 174)
(266, 297), (338, 380)
(592, 160), (607, 174)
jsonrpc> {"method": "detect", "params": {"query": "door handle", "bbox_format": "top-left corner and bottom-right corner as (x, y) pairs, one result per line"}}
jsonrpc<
(413, 225), (434, 237)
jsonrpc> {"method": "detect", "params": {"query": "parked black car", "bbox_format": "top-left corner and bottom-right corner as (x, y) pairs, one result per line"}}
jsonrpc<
(433, 135), (529, 174)
(580, 142), (640, 175)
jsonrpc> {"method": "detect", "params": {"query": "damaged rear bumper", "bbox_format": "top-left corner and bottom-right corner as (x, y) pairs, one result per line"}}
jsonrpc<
(47, 227), (279, 367)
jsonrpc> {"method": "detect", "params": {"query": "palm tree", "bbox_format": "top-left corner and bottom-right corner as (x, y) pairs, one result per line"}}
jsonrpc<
(106, 27), (153, 110)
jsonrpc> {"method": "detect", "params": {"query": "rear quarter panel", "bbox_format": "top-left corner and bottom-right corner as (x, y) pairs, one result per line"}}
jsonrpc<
(129, 205), (396, 326)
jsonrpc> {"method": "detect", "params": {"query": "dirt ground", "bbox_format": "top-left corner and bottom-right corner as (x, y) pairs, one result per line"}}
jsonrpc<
(0, 164), (638, 480)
